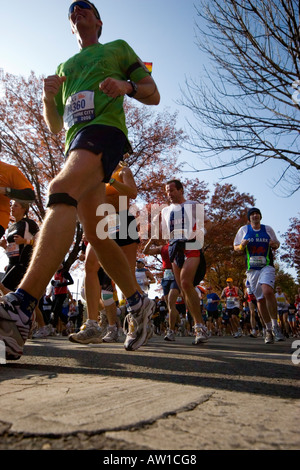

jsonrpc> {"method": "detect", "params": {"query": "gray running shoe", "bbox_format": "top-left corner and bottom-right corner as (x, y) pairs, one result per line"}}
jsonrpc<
(123, 297), (155, 351)
(69, 322), (103, 344)
(164, 328), (175, 342)
(102, 325), (118, 343)
(144, 320), (154, 345)
(273, 324), (285, 342)
(193, 325), (209, 344)
(234, 330), (243, 338)
(265, 330), (274, 344)
(0, 293), (33, 360)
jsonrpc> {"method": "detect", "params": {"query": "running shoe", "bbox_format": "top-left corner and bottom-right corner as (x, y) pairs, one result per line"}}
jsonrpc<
(164, 328), (175, 342)
(273, 324), (285, 342)
(0, 293), (33, 360)
(234, 330), (243, 338)
(32, 324), (54, 339)
(192, 325), (209, 344)
(265, 330), (274, 344)
(123, 297), (155, 351)
(144, 321), (154, 346)
(249, 329), (257, 338)
(102, 325), (118, 343)
(68, 321), (103, 344)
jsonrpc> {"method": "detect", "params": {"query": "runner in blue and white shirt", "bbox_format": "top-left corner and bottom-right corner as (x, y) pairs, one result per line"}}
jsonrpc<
(234, 207), (284, 344)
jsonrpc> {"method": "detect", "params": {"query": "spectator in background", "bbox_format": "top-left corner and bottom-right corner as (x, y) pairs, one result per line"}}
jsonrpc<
(50, 263), (74, 334)
(205, 286), (221, 336)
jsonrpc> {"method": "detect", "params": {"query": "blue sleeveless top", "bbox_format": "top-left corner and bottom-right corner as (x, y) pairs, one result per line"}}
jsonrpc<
(244, 224), (273, 270)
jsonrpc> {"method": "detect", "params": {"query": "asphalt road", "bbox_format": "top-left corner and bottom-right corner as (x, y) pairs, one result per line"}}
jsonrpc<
(0, 332), (299, 452)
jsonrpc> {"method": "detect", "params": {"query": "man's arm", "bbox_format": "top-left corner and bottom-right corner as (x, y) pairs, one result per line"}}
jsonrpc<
(146, 270), (156, 284)
(266, 226), (280, 250)
(43, 75), (67, 133)
(0, 187), (35, 202)
(100, 75), (160, 105)
(233, 226), (248, 253)
(143, 238), (162, 255)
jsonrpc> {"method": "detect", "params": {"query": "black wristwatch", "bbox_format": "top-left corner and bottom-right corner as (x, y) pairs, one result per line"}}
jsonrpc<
(127, 80), (138, 98)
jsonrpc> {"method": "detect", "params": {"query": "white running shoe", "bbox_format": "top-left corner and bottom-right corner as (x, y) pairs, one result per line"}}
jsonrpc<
(193, 325), (209, 344)
(144, 321), (154, 346)
(123, 297), (155, 351)
(68, 322), (103, 344)
(273, 325), (285, 342)
(164, 328), (175, 342)
(0, 293), (33, 360)
(234, 330), (243, 338)
(265, 330), (274, 344)
(102, 325), (118, 343)
(32, 324), (53, 339)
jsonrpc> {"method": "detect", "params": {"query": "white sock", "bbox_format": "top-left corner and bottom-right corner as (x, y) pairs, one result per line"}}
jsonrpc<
(86, 319), (98, 327)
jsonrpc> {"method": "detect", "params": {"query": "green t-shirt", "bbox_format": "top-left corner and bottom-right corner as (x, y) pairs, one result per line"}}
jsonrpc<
(55, 40), (150, 154)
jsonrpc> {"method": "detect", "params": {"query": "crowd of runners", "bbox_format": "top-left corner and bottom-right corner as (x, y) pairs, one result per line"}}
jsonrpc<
(0, 1), (299, 361)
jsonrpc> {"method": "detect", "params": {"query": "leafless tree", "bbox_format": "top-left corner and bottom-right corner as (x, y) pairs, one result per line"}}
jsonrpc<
(180, 0), (300, 195)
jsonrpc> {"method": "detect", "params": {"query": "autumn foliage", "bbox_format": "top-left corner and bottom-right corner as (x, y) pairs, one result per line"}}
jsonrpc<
(0, 72), (298, 288)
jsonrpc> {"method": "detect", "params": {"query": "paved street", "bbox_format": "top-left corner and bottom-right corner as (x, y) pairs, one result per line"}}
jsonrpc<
(0, 333), (299, 451)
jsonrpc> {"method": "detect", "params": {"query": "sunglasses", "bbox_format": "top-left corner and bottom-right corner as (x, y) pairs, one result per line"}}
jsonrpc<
(68, 1), (100, 19)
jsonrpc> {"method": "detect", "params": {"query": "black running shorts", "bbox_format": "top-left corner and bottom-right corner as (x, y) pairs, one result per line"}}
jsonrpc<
(67, 124), (127, 183)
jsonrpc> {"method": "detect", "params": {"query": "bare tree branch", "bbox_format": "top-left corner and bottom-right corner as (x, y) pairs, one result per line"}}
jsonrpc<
(180, 0), (300, 195)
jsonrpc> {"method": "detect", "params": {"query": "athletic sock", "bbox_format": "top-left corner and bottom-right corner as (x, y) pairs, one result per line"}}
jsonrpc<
(126, 291), (142, 312)
(15, 288), (38, 318)
(86, 319), (99, 327)
(266, 321), (272, 330)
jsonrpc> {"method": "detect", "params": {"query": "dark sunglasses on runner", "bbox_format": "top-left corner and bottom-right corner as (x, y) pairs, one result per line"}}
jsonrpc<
(68, 1), (100, 19)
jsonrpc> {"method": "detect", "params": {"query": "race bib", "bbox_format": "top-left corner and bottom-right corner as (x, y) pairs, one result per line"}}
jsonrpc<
(249, 256), (267, 268)
(163, 269), (174, 280)
(63, 91), (95, 130)
(6, 242), (19, 258)
(106, 214), (120, 237)
(226, 298), (238, 309)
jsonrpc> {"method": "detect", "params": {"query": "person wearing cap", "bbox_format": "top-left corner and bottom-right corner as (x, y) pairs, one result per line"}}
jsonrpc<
(233, 207), (284, 343)
(0, 1), (160, 359)
(221, 278), (243, 338)
(0, 200), (39, 292)
(0, 161), (35, 241)
(135, 259), (155, 296)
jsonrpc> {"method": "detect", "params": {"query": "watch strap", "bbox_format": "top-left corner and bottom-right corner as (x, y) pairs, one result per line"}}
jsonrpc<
(127, 80), (138, 98)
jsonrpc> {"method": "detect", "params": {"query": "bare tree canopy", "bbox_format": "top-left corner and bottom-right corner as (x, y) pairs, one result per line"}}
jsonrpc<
(180, 0), (300, 195)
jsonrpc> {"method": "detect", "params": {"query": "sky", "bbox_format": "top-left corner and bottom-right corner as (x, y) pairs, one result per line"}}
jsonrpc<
(0, 0), (299, 290)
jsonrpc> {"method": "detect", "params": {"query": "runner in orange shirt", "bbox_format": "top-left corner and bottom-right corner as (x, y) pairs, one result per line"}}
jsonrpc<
(0, 160), (35, 239)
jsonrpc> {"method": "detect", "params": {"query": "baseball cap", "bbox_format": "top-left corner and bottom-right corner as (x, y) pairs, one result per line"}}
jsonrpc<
(137, 259), (145, 264)
(247, 207), (262, 220)
(226, 278), (233, 282)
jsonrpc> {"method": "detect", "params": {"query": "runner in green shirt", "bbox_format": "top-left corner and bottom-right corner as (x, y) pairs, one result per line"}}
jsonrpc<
(0, 0), (160, 360)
